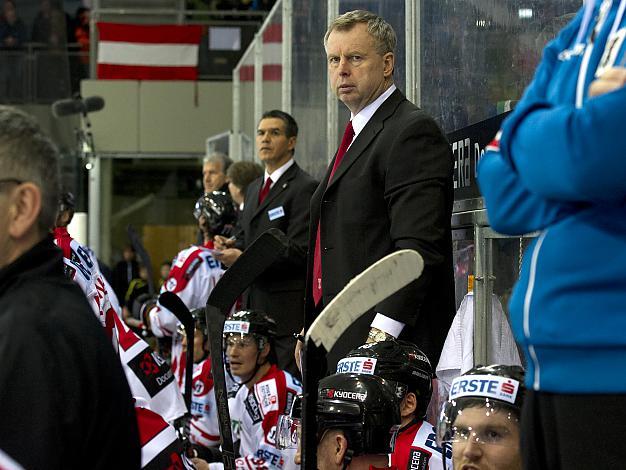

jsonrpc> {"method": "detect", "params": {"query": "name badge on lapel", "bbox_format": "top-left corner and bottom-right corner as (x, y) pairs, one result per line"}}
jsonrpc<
(268, 206), (285, 221)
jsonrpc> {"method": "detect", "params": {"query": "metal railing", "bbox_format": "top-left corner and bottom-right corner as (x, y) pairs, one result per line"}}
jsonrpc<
(0, 43), (87, 104)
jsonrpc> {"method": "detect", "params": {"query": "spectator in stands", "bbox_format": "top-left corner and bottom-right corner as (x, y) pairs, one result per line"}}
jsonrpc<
(31, 0), (74, 48)
(73, 7), (89, 73)
(226, 160), (263, 210)
(158, 260), (171, 288)
(0, 0), (26, 100)
(0, 1), (26, 49)
(112, 244), (140, 302)
(202, 152), (233, 194)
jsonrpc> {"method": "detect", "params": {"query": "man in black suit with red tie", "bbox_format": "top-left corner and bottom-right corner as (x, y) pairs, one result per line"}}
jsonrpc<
(302, 10), (455, 368)
(215, 110), (317, 376)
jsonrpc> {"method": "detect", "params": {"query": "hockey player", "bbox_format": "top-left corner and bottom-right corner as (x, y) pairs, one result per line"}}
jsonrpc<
(54, 191), (121, 343)
(181, 308), (221, 458)
(54, 191), (187, 423)
(224, 309), (302, 470)
(149, 191), (237, 387)
(436, 365), (525, 470)
(314, 373), (401, 469)
(336, 340), (451, 469)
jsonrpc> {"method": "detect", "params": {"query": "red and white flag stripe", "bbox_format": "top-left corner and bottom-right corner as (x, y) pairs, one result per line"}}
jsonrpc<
(239, 23), (282, 82)
(97, 23), (202, 80)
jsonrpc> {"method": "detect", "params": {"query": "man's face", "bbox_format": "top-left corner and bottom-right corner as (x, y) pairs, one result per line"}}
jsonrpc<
(325, 23), (394, 115)
(203, 161), (227, 193)
(256, 118), (296, 168)
(225, 334), (261, 381)
(452, 407), (522, 470)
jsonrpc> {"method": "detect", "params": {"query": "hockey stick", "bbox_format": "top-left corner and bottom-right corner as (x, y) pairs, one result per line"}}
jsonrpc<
(301, 249), (424, 470)
(158, 291), (194, 411)
(205, 228), (291, 470)
(127, 224), (156, 295)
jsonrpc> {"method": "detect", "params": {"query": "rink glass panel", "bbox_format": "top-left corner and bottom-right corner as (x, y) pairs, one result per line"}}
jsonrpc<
(419, 0), (581, 133)
(290, 0), (328, 180)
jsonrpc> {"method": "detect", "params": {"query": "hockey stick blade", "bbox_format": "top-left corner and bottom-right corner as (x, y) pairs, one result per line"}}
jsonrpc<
(158, 291), (194, 411)
(205, 228), (291, 470)
(305, 249), (424, 352)
(206, 228), (291, 311)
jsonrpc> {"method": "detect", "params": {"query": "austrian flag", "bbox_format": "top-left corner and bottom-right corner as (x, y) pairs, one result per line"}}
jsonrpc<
(97, 23), (202, 80)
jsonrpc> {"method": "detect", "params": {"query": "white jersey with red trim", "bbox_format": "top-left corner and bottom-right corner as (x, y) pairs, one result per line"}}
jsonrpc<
(150, 243), (224, 338)
(53, 227), (120, 346)
(135, 405), (195, 470)
(189, 357), (221, 448)
(230, 365), (301, 470)
(390, 420), (451, 470)
(54, 227), (186, 423)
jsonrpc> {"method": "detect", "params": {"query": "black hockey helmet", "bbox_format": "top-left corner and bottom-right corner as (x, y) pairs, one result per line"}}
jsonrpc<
(193, 190), (236, 236)
(317, 373), (401, 459)
(436, 364), (525, 448)
(337, 340), (433, 417)
(191, 308), (207, 338)
(223, 309), (277, 348)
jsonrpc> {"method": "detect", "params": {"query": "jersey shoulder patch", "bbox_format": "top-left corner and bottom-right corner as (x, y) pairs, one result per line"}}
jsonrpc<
(255, 378), (279, 415)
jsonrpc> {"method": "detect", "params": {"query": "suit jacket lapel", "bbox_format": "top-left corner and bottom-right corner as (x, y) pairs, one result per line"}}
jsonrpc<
(252, 162), (298, 218)
(326, 89), (405, 191)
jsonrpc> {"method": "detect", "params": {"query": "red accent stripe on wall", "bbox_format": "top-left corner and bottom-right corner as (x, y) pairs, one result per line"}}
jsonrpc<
(97, 22), (202, 44)
(262, 23), (282, 43)
(97, 63), (198, 80)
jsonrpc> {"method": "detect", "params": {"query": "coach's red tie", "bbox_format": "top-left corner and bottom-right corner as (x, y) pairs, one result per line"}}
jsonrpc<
(258, 177), (272, 204)
(312, 120), (355, 306)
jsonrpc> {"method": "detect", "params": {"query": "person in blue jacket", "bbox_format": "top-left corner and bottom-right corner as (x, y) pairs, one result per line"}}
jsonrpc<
(477, 1), (626, 468)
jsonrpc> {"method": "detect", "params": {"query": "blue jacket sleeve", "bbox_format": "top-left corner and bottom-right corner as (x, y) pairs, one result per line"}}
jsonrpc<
(478, 147), (581, 235)
(504, 87), (626, 202)
(498, 4), (626, 202)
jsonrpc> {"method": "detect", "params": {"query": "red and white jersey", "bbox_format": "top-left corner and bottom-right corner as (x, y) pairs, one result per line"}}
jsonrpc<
(54, 227), (120, 346)
(150, 242), (224, 338)
(114, 314), (187, 423)
(135, 405), (195, 470)
(390, 420), (451, 470)
(230, 365), (301, 470)
(54, 227), (186, 424)
(189, 357), (220, 448)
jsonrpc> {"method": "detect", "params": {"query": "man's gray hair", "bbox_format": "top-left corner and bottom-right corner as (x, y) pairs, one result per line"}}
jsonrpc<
(324, 10), (397, 56)
(0, 106), (60, 233)
(203, 152), (233, 173)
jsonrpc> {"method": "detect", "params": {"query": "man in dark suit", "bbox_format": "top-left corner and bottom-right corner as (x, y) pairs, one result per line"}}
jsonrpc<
(215, 110), (317, 376)
(303, 10), (455, 367)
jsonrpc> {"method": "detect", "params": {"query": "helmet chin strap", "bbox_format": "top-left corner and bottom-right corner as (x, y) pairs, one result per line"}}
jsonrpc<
(240, 337), (269, 386)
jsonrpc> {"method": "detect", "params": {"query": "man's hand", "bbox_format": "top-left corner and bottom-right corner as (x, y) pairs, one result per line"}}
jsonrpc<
(589, 67), (626, 97)
(213, 248), (242, 267)
(294, 327), (305, 372)
(214, 235), (235, 251)
(365, 327), (394, 344)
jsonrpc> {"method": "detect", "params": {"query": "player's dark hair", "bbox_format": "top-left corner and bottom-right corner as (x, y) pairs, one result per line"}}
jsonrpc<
(260, 110), (298, 138)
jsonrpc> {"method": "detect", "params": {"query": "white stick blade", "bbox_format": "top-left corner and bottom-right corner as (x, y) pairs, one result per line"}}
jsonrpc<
(305, 249), (424, 351)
